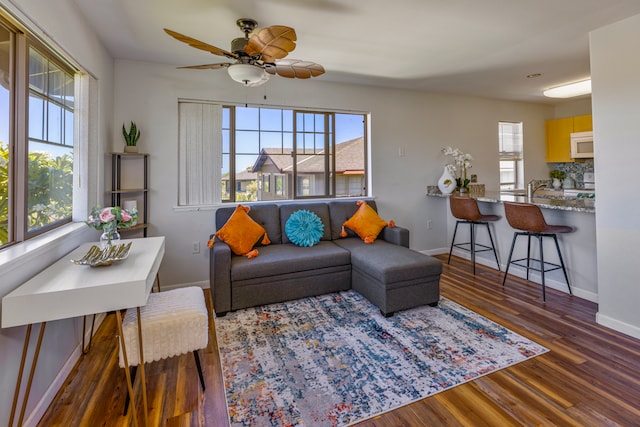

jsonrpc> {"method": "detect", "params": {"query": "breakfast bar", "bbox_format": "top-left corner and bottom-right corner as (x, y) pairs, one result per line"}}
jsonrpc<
(427, 188), (598, 302)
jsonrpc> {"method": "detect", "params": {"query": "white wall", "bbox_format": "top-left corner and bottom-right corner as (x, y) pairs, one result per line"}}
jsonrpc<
(113, 59), (553, 287)
(0, 0), (114, 424)
(554, 97), (593, 118)
(590, 13), (640, 338)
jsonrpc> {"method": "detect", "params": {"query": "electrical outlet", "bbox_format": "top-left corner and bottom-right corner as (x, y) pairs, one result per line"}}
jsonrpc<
(192, 241), (200, 254)
(427, 220), (432, 230)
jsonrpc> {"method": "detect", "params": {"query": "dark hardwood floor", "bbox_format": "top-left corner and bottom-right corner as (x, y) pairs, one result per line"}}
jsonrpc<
(38, 255), (640, 426)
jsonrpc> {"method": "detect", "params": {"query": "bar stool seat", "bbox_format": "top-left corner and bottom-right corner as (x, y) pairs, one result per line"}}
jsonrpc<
(447, 195), (501, 274)
(502, 202), (573, 301)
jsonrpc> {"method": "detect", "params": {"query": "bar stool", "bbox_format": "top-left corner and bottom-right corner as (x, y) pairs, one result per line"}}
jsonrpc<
(502, 202), (573, 301)
(447, 195), (501, 274)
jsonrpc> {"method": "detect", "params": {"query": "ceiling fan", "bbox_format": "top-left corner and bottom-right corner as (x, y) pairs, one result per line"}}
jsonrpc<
(164, 18), (325, 87)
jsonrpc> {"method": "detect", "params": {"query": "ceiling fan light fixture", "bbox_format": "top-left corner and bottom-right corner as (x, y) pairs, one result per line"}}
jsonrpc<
(543, 79), (591, 98)
(227, 63), (269, 87)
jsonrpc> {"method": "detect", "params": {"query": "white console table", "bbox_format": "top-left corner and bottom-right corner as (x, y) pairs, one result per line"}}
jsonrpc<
(2, 236), (165, 427)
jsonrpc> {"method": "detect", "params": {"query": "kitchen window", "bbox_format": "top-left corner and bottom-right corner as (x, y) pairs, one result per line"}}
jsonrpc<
(498, 121), (524, 190)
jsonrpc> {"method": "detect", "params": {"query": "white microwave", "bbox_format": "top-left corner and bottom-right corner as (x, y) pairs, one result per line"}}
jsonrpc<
(571, 131), (594, 158)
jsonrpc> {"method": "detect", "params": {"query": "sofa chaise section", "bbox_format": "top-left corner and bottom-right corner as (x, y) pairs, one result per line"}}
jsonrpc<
(333, 238), (441, 316)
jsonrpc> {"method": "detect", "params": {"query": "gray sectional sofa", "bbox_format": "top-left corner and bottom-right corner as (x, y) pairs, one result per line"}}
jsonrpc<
(210, 200), (442, 317)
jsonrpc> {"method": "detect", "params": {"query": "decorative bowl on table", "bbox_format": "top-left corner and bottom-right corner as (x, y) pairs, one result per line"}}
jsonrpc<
(71, 242), (132, 267)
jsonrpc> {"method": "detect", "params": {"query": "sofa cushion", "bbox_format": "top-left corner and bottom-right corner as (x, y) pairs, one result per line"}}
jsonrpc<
(214, 205), (269, 256)
(216, 204), (282, 244)
(341, 200), (389, 244)
(231, 241), (351, 282)
(328, 200), (377, 240)
(280, 203), (332, 244)
(334, 238), (442, 284)
(285, 210), (324, 247)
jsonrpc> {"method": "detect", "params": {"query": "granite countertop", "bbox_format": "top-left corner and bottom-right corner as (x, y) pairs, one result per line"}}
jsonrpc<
(426, 187), (595, 214)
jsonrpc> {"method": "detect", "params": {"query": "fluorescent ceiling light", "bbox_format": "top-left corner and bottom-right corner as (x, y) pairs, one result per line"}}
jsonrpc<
(543, 79), (591, 98)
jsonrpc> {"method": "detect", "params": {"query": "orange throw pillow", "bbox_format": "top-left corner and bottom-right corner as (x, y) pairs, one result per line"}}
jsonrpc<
(341, 200), (394, 244)
(208, 205), (270, 258)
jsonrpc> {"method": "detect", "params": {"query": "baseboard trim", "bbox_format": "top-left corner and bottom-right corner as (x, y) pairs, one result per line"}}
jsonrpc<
(23, 312), (106, 427)
(596, 313), (640, 340)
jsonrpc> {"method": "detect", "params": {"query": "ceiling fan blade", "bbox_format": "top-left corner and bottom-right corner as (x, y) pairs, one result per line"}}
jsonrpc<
(177, 63), (231, 70)
(245, 26), (296, 61)
(164, 28), (238, 59)
(265, 59), (325, 79)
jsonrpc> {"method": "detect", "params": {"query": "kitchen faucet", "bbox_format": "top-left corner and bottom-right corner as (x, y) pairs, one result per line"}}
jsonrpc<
(527, 180), (547, 198)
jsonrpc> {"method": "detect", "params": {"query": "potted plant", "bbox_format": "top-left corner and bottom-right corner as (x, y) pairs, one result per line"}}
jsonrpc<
(441, 146), (473, 193)
(122, 121), (141, 153)
(550, 169), (566, 189)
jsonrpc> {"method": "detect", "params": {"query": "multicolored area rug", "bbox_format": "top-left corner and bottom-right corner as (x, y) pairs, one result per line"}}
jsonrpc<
(215, 291), (548, 427)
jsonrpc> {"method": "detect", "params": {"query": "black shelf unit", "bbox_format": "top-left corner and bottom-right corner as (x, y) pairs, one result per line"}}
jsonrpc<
(110, 152), (149, 237)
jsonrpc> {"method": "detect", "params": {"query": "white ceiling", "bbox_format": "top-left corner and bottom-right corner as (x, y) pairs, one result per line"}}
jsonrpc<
(72, 0), (640, 104)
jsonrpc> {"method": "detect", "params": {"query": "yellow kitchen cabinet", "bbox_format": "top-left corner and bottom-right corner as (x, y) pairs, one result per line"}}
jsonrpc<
(573, 114), (593, 132)
(545, 114), (592, 162)
(546, 117), (574, 162)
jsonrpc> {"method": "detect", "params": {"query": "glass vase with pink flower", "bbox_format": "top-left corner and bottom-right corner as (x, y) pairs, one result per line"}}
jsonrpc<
(86, 206), (138, 249)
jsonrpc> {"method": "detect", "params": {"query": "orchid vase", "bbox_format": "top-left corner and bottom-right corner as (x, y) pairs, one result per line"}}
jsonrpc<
(437, 166), (457, 194)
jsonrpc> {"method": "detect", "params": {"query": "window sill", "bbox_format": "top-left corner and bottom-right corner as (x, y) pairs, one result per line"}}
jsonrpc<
(0, 222), (92, 277)
(172, 196), (374, 212)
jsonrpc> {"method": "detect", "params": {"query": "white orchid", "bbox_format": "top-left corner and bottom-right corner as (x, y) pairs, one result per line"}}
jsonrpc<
(442, 146), (473, 189)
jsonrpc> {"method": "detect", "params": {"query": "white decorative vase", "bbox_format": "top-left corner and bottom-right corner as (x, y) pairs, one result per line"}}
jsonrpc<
(437, 166), (456, 194)
(552, 178), (562, 190)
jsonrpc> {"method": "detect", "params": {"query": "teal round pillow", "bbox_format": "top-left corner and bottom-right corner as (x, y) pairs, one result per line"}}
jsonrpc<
(285, 210), (324, 247)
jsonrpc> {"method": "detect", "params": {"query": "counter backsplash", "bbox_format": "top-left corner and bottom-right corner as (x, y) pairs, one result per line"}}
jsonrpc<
(549, 159), (594, 188)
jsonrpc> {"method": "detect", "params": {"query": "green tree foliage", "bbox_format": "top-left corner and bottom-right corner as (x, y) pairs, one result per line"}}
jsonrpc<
(236, 180), (257, 202)
(0, 143), (73, 246)
(0, 143), (8, 245)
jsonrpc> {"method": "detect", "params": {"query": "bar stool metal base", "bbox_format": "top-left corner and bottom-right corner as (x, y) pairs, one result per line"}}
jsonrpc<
(502, 231), (572, 301)
(447, 220), (501, 274)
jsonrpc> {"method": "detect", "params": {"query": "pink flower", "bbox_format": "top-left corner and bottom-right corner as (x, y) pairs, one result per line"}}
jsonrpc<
(99, 208), (115, 223)
(121, 211), (132, 222)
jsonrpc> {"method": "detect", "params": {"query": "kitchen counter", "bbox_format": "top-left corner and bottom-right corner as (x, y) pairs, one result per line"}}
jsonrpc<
(426, 187), (595, 213)
(426, 186), (597, 302)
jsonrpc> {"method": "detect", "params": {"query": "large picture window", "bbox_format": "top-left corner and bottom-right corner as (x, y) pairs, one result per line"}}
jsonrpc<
(225, 106), (366, 202)
(0, 17), (77, 248)
(180, 102), (367, 205)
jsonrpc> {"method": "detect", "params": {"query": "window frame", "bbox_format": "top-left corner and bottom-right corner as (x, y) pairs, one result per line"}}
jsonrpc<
(498, 121), (524, 191)
(0, 13), (78, 249)
(216, 104), (367, 204)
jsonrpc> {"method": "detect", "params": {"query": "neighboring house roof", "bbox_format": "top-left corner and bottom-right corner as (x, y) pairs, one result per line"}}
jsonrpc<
(222, 170), (258, 181)
(251, 137), (364, 174)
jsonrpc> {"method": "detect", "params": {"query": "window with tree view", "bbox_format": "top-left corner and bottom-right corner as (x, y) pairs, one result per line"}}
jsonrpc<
(221, 106), (366, 203)
(0, 17), (76, 248)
